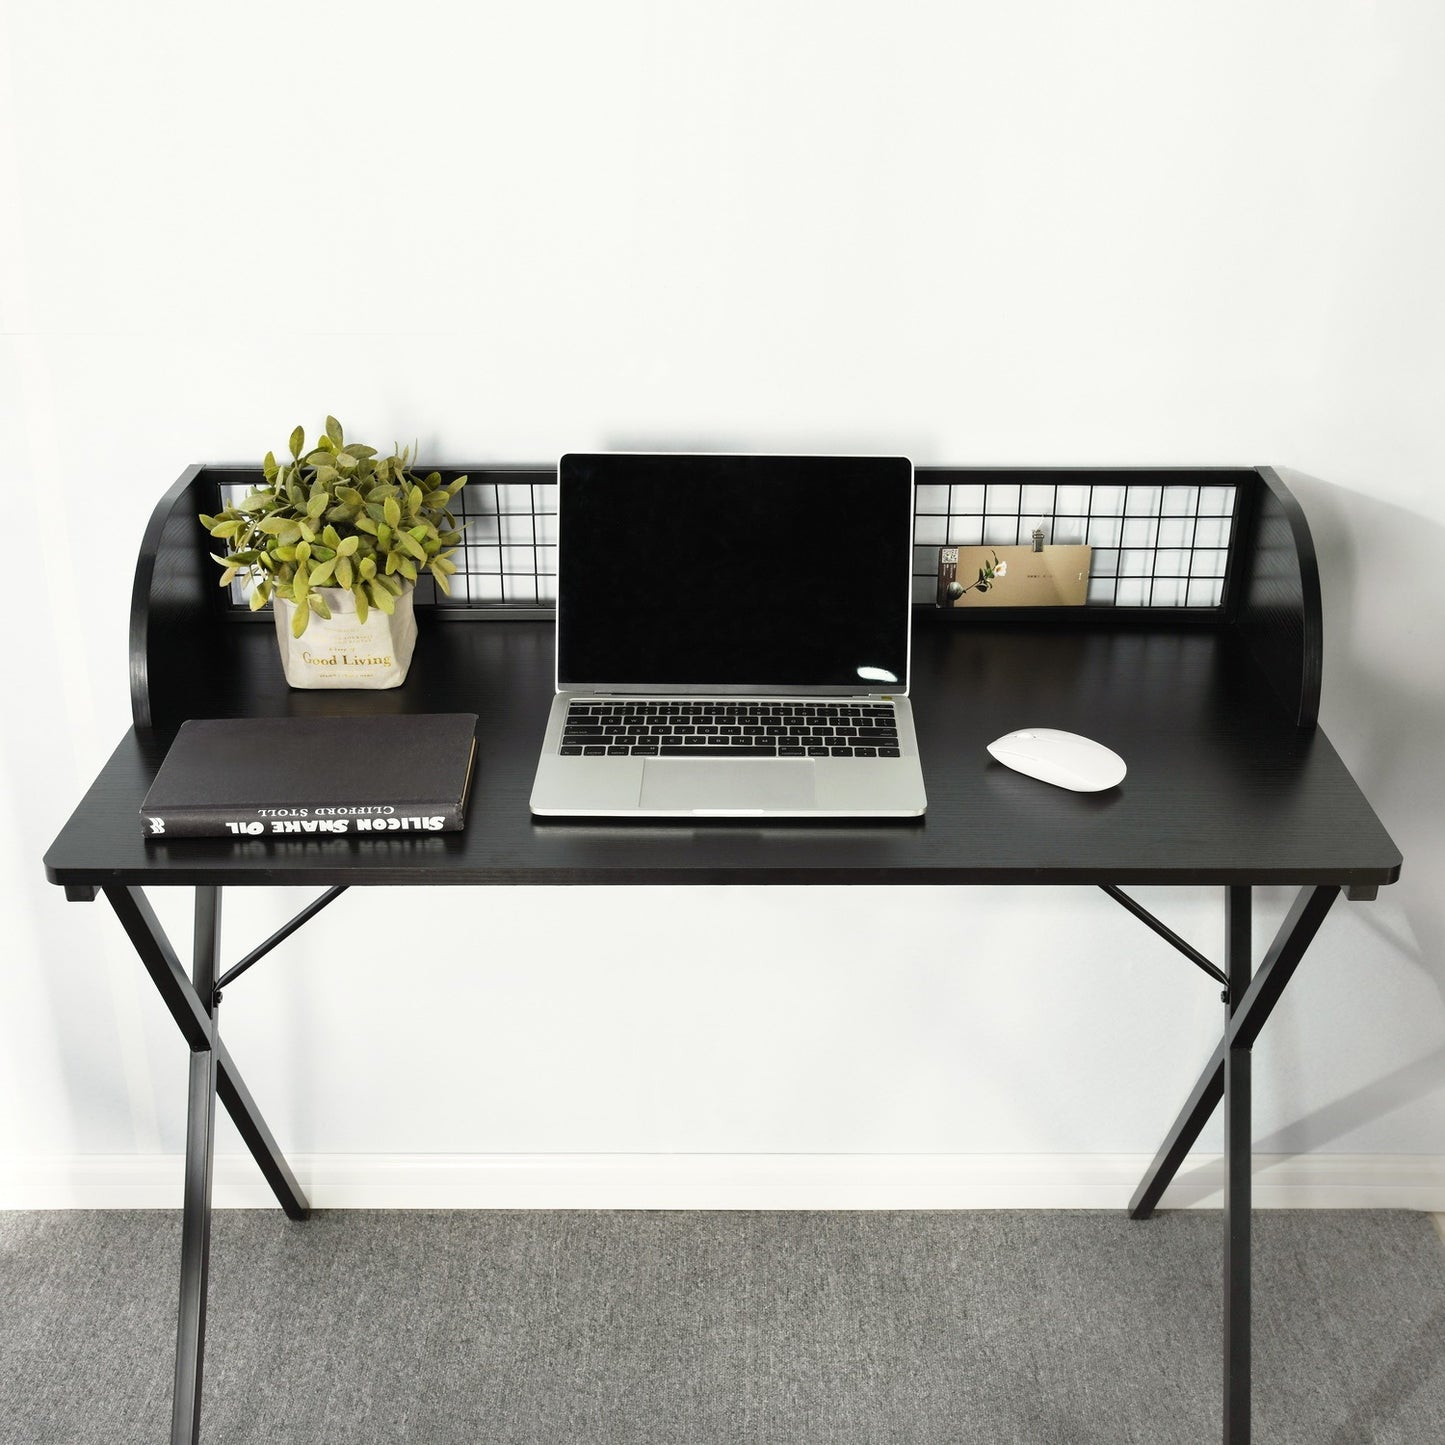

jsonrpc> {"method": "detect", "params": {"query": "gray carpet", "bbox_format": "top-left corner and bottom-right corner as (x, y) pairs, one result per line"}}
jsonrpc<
(2, 1211), (1443, 1444)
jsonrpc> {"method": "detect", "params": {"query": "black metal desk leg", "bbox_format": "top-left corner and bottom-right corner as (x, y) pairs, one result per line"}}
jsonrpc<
(103, 886), (310, 1220)
(215, 1041), (309, 1222)
(1127, 886), (1339, 1444)
(101, 884), (313, 1439)
(172, 886), (221, 1445)
(1223, 886), (1252, 1444)
(1129, 886), (1340, 1220)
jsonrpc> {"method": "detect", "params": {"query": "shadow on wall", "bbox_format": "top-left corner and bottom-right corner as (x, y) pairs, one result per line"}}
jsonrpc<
(1274, 469), (1445, 1137)
(1249, 1043), (1445, 1158)
(1161, 471), (1445, 1169)
(1281, 470), (1445, 972)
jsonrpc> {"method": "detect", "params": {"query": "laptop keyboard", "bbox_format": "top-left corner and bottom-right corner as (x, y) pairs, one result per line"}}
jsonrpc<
(560, 701), (902, 758)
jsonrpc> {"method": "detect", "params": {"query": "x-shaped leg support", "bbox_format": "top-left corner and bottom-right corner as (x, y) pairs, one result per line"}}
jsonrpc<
(100, 879), (1343, 1445)
(1127, 884), (1341, 1444)
(103, 885), (310, 1445)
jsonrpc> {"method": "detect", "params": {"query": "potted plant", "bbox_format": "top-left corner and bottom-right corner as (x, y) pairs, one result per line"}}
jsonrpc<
(200, 417), (466, 689)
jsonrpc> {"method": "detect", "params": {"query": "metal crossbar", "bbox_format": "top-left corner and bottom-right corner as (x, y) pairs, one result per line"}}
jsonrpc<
(1100, 884), (1229, 992)
(213, 886), (348, 1001)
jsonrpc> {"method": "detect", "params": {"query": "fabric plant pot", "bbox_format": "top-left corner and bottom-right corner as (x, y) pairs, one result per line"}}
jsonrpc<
(272, 585), (417, 689)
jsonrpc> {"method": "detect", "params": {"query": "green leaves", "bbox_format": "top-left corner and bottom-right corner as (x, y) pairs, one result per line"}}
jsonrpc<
(199, 416), (464, 637)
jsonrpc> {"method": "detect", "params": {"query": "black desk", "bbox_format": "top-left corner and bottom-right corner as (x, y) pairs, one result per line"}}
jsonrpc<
(44, 467), (1403, 1445)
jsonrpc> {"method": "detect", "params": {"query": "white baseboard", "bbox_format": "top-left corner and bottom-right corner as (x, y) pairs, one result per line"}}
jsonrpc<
(3, 1152), (1444, 1211)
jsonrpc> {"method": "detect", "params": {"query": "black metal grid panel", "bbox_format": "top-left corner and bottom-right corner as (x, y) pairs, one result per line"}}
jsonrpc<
(221, 474), (1237, 615)
(911, 479), (1239, 608)
(422, 474), (558, 608)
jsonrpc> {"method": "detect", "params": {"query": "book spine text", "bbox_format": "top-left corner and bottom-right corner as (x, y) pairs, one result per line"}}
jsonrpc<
(142, 806), (461, 840)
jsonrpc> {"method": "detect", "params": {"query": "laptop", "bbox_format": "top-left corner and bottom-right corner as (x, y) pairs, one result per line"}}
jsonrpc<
(529, 453), (927, 818)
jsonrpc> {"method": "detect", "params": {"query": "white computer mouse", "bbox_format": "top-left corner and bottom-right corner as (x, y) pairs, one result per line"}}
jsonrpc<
(986, 728), (1127, 792)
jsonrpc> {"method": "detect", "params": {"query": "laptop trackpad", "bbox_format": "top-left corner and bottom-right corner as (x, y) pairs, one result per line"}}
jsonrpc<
(639, 760), (816, 814)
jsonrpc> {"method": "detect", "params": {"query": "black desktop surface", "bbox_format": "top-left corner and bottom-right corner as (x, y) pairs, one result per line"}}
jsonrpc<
(44, 617), (1402, 891)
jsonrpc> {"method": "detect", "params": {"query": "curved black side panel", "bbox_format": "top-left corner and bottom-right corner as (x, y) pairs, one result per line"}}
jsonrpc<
(130, 466), (229, 736)
(1232, 467), (1323, 729)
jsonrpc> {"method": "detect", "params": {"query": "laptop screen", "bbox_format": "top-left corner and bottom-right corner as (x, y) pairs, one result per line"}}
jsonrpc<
(556, 453), (914, 692)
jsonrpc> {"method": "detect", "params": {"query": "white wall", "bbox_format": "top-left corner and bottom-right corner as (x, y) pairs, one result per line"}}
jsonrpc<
(3, 1), (1443, 1205)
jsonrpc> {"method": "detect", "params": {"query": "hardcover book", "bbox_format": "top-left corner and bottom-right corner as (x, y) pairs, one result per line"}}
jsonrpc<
(140, 713), (478, 841)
